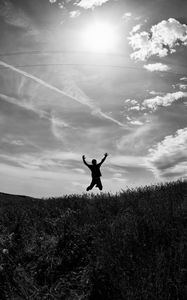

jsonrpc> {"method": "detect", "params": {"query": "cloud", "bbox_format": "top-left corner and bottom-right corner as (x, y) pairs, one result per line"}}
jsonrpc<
(0, 93), (49, 118)
(110, 155), (146, 168)
(113, 173), (122, 178)
(50, 113), (70, 140)
(148, 91), (164, 96)
(73, 168), (85, 174)
(130, 120), (143, 126)
(0, 0), (32, 29)
(0, 60), (124, 127)
(129, 18), (187, 61)
(130, 24), (142, 34)
(0, 160), (87, 197)
(125, 99), (138, 105)
(117, 120), (161, 153)
(1, 135), (40, 149)
(1, 137), (25, 146)
(112, 176), (126, 183)
(128, 105), (141, 111)
(179, 84), (187, 90)
(0, 92), (71, 141)
(122, 12), (132, 20)
(0, 150), (81, 171)
(147, 128), (187, 179)
(69, 10), (81, 18)
(180, 77), (187, 81)
(124, 99), (141, 112)
(0, 61), (92, 107)
(143, 91), (187, 111)
(76, 0), (110, 9)
(49, 0), (110, 11)
(144, 63), (170, 72)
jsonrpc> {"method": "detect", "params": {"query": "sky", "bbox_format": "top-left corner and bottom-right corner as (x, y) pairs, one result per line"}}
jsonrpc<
(0, 0), (186, 197)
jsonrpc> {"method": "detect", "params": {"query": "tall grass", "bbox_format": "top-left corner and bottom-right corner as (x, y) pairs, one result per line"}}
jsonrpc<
(0, 180), (186, 299)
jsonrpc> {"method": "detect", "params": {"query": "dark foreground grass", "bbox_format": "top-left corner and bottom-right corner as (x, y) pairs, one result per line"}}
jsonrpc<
(0, 181), (186, 299)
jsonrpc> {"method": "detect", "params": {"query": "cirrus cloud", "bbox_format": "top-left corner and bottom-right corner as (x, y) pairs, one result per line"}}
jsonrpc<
(0, 0), (34, 30)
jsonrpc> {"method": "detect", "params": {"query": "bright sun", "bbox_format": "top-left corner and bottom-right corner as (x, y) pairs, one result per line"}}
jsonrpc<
(82, 22), (118, 53)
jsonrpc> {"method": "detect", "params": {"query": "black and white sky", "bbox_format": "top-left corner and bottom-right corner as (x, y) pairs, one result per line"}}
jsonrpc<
(0, 0), (186, 197)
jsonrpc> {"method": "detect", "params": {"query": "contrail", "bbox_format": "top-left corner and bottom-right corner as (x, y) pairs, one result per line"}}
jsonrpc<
(0, 93), (50, 119)
(0, 60), (93, 107)
(0, 60), (125, 127)
(0, 93), (71, 143)
(0, 93), (71, 128)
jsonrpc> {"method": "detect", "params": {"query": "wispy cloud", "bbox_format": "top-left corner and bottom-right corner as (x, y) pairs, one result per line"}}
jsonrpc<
(148, 91), (164, 96)
(73, 168), (85, 174)
(130, 120), (143, 126)
(76, 0), (110, 9)
(117, 121), (159, 152)
(0, 0), (33, 29)
(69, 10), (81, 18)
(0, 93), (49, 118)
(147, 128), (187, 179)
(1, 136), (25, 146)
(110, 155), (146, 168)
(123, 12), (132, 18)
(0, 92), (70, 141)
(0, 60), (124, 127)
(112, 175), (127, 183)
(0, 150), (81, 171)
(130, 24), (142, 34)
(129, 18), (187, 61)
(0, 61), (92, 107)
(144, 63), (170, 72)
(0, 160), (86, 197)
(1, 134), (40, 149)
(50, 113), (70, 140)
(142, 91), (187, 111)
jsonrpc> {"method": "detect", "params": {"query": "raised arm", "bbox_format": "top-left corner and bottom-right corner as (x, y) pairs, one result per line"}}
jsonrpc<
(99, 153), (108, 165)
(82, 155), (89, 167)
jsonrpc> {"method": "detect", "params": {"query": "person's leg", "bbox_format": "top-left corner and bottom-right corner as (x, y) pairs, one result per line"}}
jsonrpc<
(86, 179), (96, 191)
(97, 178), (103, 190)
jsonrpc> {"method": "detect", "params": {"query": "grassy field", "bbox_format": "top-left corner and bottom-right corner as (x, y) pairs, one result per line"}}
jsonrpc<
(0, 180), (186, 299)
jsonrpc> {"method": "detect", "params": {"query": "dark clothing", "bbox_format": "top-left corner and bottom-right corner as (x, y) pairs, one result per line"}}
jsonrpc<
(87, 177), (103, 191)
(87, 163), (102, 178)
(83, 155), (107, 191)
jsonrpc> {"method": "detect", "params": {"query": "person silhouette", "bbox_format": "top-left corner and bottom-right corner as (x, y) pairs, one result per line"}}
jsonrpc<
(82, 153), (108, 191)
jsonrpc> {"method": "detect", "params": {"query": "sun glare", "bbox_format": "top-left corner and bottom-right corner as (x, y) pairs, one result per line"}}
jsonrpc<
(82, 22), (118, 53)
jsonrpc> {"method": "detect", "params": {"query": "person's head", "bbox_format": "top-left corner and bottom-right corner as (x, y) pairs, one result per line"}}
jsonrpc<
(92, 159), (97, 165)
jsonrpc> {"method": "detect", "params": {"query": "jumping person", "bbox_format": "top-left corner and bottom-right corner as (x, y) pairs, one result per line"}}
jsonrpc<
(82, 153), (108, 191)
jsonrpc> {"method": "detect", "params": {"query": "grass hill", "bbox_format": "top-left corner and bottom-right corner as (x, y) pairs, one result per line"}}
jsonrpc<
(0, 181), (186, 300)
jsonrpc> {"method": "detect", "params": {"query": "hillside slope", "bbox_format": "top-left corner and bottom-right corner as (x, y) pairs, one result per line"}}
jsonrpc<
(0, 181), (186, 300)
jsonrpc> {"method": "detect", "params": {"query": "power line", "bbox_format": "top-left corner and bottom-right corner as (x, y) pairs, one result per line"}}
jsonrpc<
(0, 62), (186, 77)
(0, 50), (127, 58)
(0, 50), (186, 76)
(0, 62), (140, 70)
(0, 49), (187, 68)
(0, 49), (187, 71)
